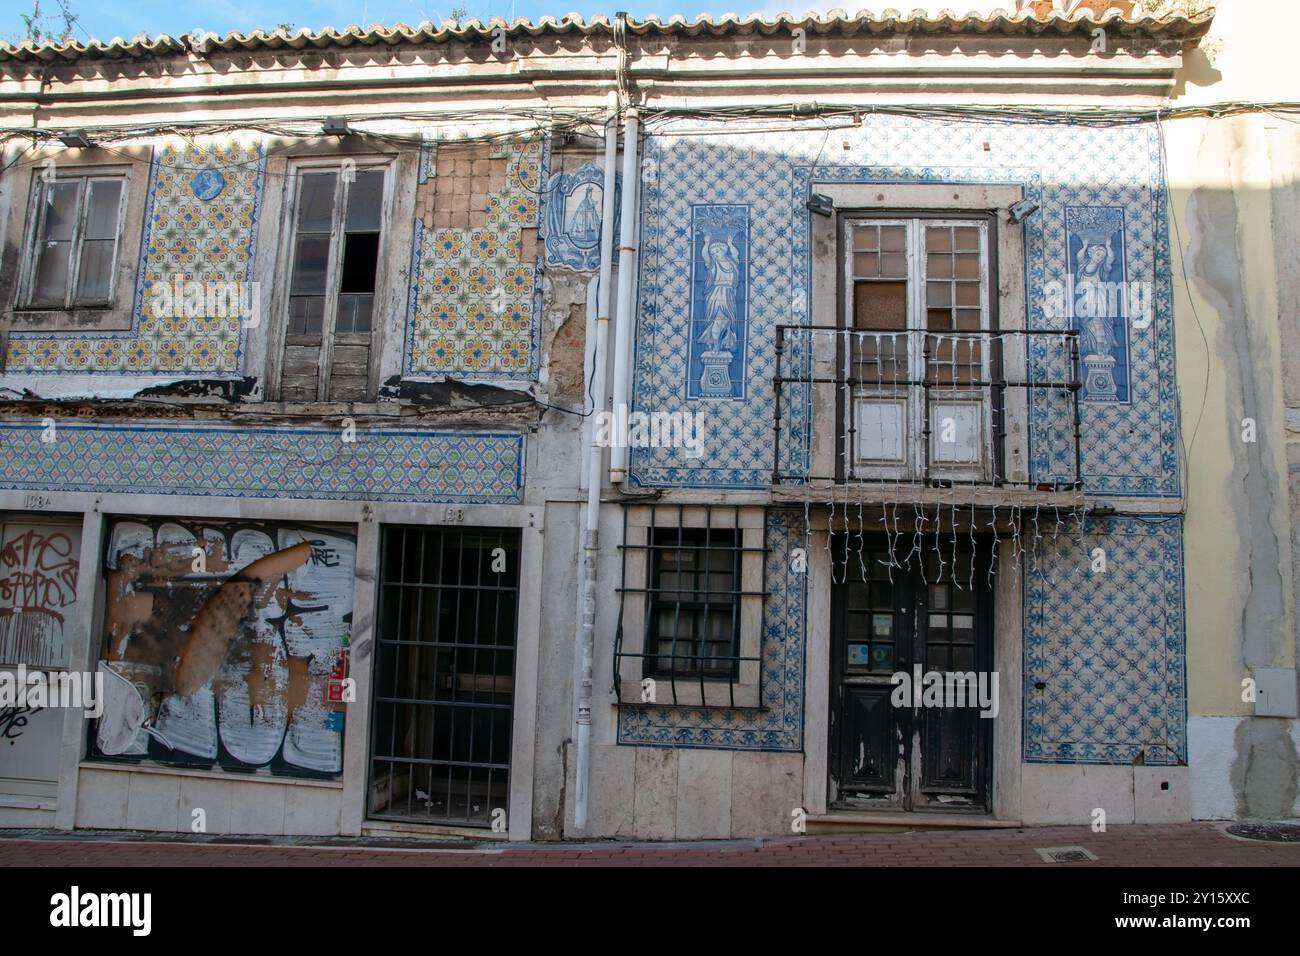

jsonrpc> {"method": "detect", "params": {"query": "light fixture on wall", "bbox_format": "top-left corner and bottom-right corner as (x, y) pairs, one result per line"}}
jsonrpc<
(57, 130), (91, 148)
(322, 117), (352, 136)
(1087, 504), (1117, 518)
(806, 193), (834, 218)
(1007, 198), (1040, 224)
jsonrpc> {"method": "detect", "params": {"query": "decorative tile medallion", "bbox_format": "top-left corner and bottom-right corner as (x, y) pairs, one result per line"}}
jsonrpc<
(542, 161), (620, 272)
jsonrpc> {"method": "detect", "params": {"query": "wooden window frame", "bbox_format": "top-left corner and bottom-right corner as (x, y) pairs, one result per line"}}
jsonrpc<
(838, 211), (1000, 484)
(273, 155), (395, 403)
(0, 146), (151, 334)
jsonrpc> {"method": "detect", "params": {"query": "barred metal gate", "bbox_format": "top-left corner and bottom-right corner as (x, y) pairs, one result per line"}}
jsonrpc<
(367, 526), (520, 827)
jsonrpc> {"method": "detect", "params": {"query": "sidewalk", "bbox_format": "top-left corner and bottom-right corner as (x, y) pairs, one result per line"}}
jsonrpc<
(2, 822), (1298, 866)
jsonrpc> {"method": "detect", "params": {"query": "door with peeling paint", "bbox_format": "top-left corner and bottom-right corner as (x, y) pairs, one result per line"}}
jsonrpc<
(829, 537), (994, 813)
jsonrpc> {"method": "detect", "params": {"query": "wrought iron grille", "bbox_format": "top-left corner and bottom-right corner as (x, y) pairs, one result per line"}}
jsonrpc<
(613, 505), (769, 708)
(368, 526), (520, 827)
(772, 325), (1084, 488)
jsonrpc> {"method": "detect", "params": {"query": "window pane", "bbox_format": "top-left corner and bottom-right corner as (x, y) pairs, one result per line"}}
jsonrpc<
(40, 181), (79, 241)
(339, 232), (379, 294)
(879, 225), (905, 252)
(928, 254), (952, 279)
(351, 299), (371, 335)
(954, 227), (979, 252)
(31, 240), (72, 306)
(853, 252), (879, 277)
(925, 226), (951, 252)
(75, 239), (114, 302)
(345, 170), (384, 231)
(297, 172), (337, 232)
(927, 308), (953, 331)
(852, 225), (879, 251)
(290, 235), (331, 295)
(83, 179), (123, 239)
(30, 181), (78, 306)
(853, 281), (906, 330)
(955, 253), (981, 279)
(289, 296), (325, 337)
(880, 253), (907, 278)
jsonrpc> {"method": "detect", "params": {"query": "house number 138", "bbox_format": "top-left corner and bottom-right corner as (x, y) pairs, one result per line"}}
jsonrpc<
(442, 507), (465, 523)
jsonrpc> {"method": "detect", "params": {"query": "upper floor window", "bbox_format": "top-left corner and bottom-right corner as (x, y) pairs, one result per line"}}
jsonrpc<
(280, 160), (388, 402)
(845, 216), (995, 482)
(21, 170), (128, 310)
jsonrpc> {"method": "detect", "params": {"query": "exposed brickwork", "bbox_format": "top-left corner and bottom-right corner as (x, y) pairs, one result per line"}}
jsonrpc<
(1, 824), (1297, 867)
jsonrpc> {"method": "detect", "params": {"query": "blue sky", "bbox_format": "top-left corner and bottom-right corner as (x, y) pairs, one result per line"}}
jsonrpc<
(5, 0), (882, 44)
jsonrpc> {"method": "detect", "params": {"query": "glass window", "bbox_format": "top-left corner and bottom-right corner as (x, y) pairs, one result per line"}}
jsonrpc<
(646, 528), (740, 679)
(26, 173), (126, 308)
(282, 163), (387, 400)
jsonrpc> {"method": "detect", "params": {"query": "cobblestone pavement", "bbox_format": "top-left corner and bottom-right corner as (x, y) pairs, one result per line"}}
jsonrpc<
(2, 822), (1298, 866)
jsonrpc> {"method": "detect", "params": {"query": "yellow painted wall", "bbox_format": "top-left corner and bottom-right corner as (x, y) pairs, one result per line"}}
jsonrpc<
(1169, 0), (1299, 716)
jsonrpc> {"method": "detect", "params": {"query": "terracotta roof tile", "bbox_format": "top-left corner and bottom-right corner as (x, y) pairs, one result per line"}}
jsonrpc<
(0, 9), (1214, 64)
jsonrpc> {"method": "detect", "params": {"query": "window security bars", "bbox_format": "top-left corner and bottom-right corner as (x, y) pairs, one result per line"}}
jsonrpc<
(612, 505), (770, 709)
(368, 526), (520, 827)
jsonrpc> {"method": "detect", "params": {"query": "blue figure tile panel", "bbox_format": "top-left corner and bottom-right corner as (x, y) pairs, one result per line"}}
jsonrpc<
(687, 204), (750, 401)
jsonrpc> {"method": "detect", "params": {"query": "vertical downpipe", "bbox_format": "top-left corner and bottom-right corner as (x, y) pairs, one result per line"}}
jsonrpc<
(574, 93), (621, 832)
(608, 108), (640, 483)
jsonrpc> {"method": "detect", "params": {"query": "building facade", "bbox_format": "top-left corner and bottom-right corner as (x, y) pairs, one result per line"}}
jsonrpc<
(0, 1), (1296, 841)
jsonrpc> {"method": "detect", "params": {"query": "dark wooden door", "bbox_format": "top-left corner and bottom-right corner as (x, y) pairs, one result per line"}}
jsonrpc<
(829, 538), (994, 813)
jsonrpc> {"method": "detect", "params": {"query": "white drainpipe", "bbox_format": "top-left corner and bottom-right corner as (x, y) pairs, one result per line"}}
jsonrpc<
(573, 93), (620, 832)
(608, 108), (640, 484)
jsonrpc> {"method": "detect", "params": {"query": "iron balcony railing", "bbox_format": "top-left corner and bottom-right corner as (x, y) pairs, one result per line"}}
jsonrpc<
(772, 325), (1083, 489)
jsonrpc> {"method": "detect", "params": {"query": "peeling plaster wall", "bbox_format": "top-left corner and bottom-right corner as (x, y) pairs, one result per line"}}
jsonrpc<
(1168, 0), (1300, 819)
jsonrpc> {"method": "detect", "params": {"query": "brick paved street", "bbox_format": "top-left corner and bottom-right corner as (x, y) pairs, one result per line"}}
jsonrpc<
(2, 822), (1297, 867)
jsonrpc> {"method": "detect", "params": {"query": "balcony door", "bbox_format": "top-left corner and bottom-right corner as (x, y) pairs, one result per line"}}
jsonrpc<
(841, 216), (998, 483)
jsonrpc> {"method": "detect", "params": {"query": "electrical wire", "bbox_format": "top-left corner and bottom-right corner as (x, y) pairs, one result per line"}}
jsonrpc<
(1155, 108), (1210, 519)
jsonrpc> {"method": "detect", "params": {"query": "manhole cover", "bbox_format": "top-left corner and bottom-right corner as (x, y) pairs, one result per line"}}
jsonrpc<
(1035, 845), (1097, 863)
(1225, 823), (1300, 843)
